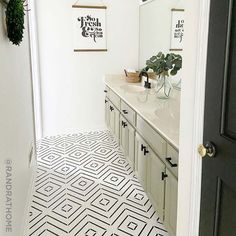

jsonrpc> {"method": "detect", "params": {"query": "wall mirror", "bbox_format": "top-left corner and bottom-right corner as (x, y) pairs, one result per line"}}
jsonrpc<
(139, 0), (185, 90)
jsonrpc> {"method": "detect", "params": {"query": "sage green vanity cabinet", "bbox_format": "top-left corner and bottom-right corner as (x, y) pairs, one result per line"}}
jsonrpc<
(109, 101), (120, 141)
(105, 98), (110, 128)
(164, 169), (178, 236)
(135, 133), (148, 190)
(147, 147), (166, 222)
(120, 115), (135, 168)
(104, 85), (179, 236)
(135, 132), (177, 235)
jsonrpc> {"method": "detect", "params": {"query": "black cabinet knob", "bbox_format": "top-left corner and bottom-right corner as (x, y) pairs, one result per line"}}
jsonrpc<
(122, 110), (128, 115)
(104, 90), (108, 93)
(162, 172), (168, 180)
(121, 121), (127, 128)
(141, 144), (145, 151)
(105, 100), (108, 104)
(144, 148), (149, 156)
(110, 106), (114, 111)
(141, 144), (149, 155)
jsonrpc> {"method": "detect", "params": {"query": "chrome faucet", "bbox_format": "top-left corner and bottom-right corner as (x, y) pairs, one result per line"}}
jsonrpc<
(139, 71), (151, 89)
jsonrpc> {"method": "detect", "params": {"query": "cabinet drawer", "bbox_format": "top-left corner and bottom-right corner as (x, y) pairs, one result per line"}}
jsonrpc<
(137, 115), (167, 160)
(165, 144), (178, 178)
(121, 101), (136, 126)
(109, 89), (120, 109)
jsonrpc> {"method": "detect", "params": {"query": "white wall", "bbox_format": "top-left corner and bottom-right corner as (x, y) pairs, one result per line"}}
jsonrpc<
(0, 7), (35, 236)
(36, 0), (139, 136)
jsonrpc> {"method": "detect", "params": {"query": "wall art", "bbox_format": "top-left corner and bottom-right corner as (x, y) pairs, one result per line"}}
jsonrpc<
(170, 9), (185, 51)
(72, 5), (107, 52)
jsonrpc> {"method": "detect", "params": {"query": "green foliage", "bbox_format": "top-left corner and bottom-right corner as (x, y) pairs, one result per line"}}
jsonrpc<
(143, 52), (182, 77)
(5, 0), (25, 46)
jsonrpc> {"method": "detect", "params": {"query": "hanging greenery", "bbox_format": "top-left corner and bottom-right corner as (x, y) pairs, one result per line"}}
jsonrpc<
(5, 0), (25, 45)
(0, 0), (27, 45)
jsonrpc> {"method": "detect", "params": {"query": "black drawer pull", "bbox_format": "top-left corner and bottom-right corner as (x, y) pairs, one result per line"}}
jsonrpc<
(162, 172), (168, 180)
(122, 110), (128, 115)
(166, 157), (178, 168)
(110, 106), (114, 111)
(104, 90), (108, 93)
(105, 100), (108, 104)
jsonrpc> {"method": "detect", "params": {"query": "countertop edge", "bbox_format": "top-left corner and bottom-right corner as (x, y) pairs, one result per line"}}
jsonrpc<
(104, 78), (179, 150)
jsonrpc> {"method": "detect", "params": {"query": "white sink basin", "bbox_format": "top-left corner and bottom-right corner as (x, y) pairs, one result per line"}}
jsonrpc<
(120, 84), (145, 93)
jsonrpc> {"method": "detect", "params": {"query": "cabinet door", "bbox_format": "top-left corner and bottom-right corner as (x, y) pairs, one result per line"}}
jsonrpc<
(114, 106), (120, 141)
(147, 149), (166, 221)
(120, 115), (128, 156)
(135, 133), (148, 190)
(109, 102), (115, 134)
(127, 122), (135, 167)
(109, 102), (120, 141)
(120, 116), (135, 168)
(105, 98), (110, 128)
(164, 169), (178, 236)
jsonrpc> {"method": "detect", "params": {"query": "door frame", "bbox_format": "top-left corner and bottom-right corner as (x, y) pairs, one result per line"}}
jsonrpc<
(24, 0), (211, 234)
(177, 0), (211, 235)
(27, 0), (43, 140)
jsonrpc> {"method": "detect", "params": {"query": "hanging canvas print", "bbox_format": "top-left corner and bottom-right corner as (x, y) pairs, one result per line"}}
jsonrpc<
(72, 5), (107, 52)
(170, 9), (185, 51)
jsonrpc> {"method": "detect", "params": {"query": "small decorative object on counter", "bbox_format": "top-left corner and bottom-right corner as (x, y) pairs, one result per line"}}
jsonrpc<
(124, 69), (141, 83)
(142, 52), (182, 99)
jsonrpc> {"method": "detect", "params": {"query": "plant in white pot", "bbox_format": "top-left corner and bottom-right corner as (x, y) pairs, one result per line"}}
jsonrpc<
(142, 52), (182, 99)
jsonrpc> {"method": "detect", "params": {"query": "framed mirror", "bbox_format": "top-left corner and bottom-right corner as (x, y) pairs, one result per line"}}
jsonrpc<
(139, 0), (185, 90)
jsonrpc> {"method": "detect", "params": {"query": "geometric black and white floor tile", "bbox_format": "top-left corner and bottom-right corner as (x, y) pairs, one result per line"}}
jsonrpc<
(26, 130), (168, 236)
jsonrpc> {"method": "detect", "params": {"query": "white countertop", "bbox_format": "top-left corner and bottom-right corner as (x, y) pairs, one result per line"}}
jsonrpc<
(104, 75), (180, 149)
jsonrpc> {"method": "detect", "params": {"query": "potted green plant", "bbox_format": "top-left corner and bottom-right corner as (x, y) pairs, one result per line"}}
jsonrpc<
(142, 52), (182, 99)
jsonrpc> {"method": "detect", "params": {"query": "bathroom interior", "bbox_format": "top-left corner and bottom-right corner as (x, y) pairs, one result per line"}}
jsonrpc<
(0, 0), (205, 235)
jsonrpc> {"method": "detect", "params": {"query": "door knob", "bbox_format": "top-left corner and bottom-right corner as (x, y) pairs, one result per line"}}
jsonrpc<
(198, 141), (216, 158)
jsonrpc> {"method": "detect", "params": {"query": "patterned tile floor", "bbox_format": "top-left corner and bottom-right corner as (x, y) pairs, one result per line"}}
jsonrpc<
(26, 130), (168, 236)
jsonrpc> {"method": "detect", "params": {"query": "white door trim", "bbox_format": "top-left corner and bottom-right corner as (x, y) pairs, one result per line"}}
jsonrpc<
(27, 0), (43, 140)
(177, 0), (211, 235)
(188, 0), (211, 235)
